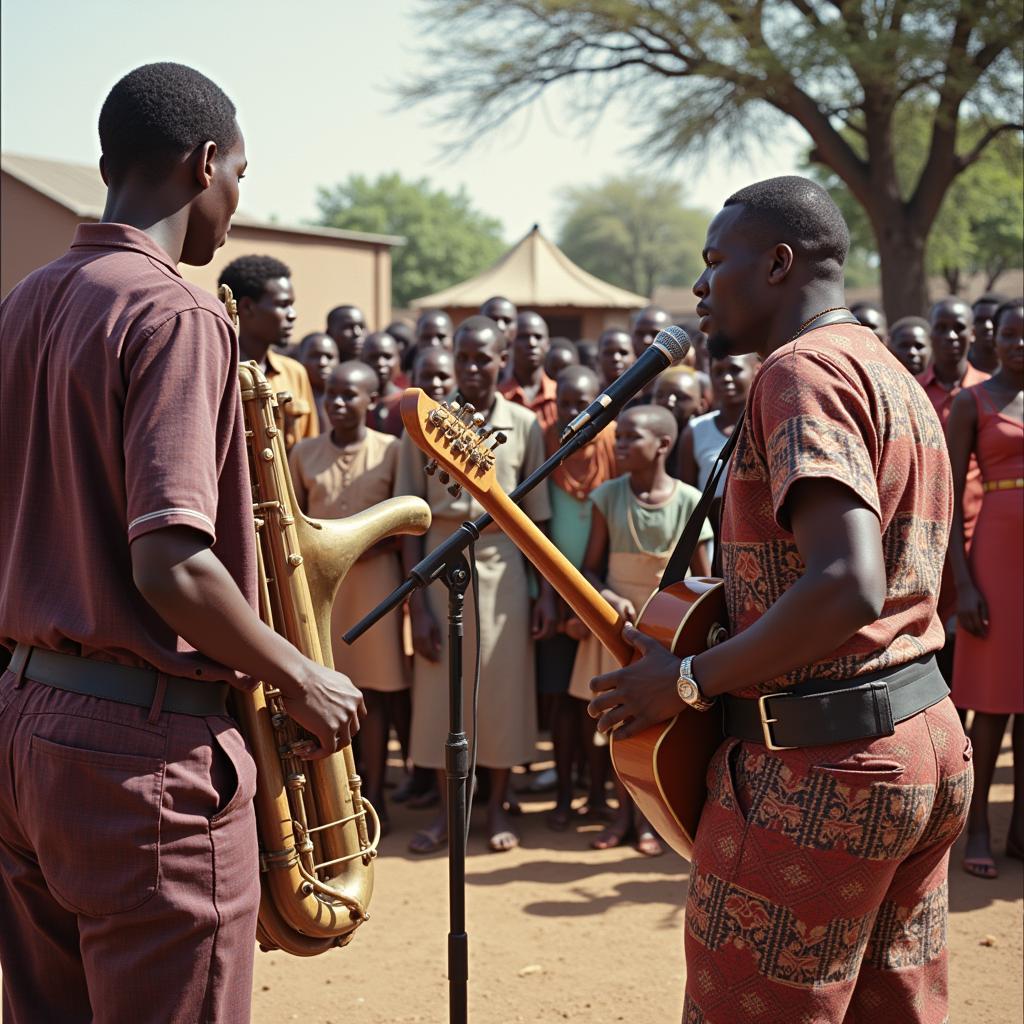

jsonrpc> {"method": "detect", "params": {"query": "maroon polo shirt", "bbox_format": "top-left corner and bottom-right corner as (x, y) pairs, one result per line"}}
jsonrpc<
(0, 223), (257, 687)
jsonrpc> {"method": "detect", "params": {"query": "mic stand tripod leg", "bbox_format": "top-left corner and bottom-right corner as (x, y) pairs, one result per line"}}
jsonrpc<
(442, 555), (471, 1024)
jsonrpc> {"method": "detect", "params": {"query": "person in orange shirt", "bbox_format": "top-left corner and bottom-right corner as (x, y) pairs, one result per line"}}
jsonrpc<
(499, 310), (558, 432)
(217, 255), (319, 450)
(918, 296), (990, 686)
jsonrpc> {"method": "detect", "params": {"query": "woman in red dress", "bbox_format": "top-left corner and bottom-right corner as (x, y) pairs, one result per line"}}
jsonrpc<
(947, 298), (1024, 878)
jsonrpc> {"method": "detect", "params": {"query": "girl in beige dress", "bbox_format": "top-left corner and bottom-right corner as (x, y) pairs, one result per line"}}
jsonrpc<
(568, 405), (712, 856)
(290, 361), (407, 831)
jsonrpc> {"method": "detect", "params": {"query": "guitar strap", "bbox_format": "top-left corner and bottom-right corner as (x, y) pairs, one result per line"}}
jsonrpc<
(658, 407), (744, 590)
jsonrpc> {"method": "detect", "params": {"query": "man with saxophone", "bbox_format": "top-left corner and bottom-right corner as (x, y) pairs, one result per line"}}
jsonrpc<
(0, 63), (364, 1023)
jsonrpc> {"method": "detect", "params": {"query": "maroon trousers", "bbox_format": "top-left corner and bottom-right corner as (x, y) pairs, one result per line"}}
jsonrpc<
(0, 670), (261, 1023)
(683, 698), (972, 1023)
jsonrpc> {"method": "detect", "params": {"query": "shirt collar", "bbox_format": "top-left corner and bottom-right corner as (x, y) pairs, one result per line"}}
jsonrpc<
(70, 223), (181, 276)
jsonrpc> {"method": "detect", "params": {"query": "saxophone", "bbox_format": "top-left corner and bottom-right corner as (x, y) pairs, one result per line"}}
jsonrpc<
(223, 287), (431, 955)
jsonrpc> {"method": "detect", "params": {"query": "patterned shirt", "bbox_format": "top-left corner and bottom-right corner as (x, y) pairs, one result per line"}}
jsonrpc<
(721, 324), (952, 696)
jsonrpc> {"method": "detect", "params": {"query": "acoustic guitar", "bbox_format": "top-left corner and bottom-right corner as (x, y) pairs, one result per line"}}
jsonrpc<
(402, 390), (727, 860)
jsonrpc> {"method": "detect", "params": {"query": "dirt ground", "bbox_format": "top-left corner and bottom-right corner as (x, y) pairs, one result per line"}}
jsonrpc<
(251, 733), (1023, 1024)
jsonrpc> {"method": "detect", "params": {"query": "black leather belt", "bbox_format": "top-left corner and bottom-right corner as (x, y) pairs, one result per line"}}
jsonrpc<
(722, 655), (948, 750)
(9, 644), (229, 717)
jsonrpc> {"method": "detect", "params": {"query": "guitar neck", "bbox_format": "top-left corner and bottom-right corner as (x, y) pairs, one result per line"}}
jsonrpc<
(484, 484), (632, 667)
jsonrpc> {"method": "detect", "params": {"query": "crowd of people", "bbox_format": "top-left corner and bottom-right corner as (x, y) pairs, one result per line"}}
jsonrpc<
(216, 251), (1023, 870)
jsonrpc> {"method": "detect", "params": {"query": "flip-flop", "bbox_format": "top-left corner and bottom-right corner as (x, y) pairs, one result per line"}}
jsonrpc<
(635, 831), (664, 858)
(590, 826), (628, 851)
(962, 856), (998, 879)
(488, 829), (520, 853)
(408, 828), (447, 855)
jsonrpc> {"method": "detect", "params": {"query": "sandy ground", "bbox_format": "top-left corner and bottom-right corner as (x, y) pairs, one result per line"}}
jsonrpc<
(252, 734), (1023, 1024)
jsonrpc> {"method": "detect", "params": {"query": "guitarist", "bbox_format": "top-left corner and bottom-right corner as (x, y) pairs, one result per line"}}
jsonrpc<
(589, 176), (971, 1024)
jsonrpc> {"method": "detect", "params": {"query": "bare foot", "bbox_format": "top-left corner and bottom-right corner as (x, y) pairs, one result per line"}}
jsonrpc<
(962, 831), (998, 879)
(487, 806), (520, 853)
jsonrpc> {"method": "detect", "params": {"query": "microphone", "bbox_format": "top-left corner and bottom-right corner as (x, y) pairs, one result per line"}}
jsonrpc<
(560, 325), (690, 442)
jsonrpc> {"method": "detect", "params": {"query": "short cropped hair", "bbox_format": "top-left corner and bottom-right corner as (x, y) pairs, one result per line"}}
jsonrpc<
(454, 315), (507, 350)
(889, 316), (929, 336)
(621, 403), (679, 446)
(99, 62), (237, 182)
(218, 255), (291, 303)
(974, 293), (1007, 309)
(556, 364), (599, 391)
(995, 298), (1024, 329)
(724, 176), (850, 282)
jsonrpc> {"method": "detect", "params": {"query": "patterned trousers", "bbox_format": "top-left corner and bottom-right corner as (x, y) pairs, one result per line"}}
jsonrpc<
(683, 697), (972, 1024)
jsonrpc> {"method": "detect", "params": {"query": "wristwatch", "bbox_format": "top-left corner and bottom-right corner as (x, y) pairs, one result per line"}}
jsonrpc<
(676, 655), (716, 712)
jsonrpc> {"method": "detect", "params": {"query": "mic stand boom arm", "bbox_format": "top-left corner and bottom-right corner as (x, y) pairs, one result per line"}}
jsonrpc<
(342, 406), (615, 646)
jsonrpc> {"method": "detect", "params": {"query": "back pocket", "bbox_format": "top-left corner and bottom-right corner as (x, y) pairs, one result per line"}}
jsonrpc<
(24, 733), (165, 916)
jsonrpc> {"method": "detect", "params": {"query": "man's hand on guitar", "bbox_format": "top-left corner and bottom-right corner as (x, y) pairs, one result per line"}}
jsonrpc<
(588, 625), (682, 738)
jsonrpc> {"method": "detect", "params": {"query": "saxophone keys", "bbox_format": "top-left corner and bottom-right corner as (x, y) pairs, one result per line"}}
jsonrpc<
(261, 447), (275, 461)
(287, 553), (303, 567)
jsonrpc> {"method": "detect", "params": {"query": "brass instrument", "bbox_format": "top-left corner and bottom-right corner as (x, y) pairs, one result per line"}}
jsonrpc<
(222, 286), (432, 955)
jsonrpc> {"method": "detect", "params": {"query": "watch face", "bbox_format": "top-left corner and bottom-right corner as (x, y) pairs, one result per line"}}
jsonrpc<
(678, 679), (699, 703)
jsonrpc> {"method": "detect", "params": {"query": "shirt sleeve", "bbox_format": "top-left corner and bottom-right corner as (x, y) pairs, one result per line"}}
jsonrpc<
(295, 367), (319, 441)
(122, 308), (236, 544)
(394, 431), (428, 500)
(519, 417), (553, 524)
(748, 350), (881, 531)
(288, 442), (310, 514)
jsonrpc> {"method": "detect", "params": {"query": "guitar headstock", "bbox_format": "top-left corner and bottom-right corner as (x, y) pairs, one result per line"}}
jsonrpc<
(400, 389), (506, 499)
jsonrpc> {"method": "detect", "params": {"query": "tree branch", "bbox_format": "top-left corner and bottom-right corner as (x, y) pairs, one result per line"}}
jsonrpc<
(955, 121), (1024, 171)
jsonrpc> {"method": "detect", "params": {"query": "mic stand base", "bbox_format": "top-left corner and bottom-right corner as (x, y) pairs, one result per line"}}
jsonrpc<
(441, 555), (471, 1024)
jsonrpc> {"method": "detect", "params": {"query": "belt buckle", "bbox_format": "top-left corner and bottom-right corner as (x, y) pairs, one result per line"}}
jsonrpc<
(757, 692), (795, 750)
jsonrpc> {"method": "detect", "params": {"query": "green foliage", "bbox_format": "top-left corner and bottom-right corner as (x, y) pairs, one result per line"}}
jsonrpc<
(809, 108), (1024, 294)
(557, 176), (709, 296)
(316, 173), (506, 307)
(403, 0), (1023, 317)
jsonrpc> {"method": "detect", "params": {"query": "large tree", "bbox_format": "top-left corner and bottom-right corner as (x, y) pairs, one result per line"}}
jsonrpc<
(558, 176), (709, 295)
(316, 173), (506, 307)
(402, 0), (1023, 320)
(812, 111), (1024, 296)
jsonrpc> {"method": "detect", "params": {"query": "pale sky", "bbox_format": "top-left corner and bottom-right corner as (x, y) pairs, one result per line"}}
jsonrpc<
(1, 0), (804, 242)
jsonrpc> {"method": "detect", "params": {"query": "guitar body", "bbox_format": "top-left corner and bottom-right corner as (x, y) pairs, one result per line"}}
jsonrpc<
(610, 577), (728, 861)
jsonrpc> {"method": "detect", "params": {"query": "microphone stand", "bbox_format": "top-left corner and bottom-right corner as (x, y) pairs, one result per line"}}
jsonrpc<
(341, 406), (615, 1024)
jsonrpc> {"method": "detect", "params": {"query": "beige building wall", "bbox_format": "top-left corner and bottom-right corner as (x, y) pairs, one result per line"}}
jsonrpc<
(1, 175), (81, 298)
(182, 226), (392, 339)
(3, 170), (393, 336)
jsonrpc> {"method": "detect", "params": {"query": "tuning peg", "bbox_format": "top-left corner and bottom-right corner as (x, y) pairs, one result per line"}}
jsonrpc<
(424, 459), (438, 476)
(459, 403), (476, 422)
(494, 431), (508, 446)
(447, 482), (462, 497)
(472, 413), (486, 428)
(438, 470), (450, 485)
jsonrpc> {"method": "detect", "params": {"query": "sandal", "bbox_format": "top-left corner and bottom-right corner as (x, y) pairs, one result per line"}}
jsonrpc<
(590, 825), (628, 851)
(962, 856), (998, 879)
(635, 831), (664, 858)
(408, 827), (447, 855)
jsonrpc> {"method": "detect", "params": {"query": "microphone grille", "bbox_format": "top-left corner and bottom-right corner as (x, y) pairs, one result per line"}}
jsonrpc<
(652, 325), (690, 363)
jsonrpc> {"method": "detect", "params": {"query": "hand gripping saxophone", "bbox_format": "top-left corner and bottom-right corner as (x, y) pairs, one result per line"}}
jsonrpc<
(223, 286), (432, 955)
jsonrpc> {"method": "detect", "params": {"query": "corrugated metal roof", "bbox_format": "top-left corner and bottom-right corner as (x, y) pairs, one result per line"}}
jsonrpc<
(1, 152), (404, 247)
(411, 224), (647, 309)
